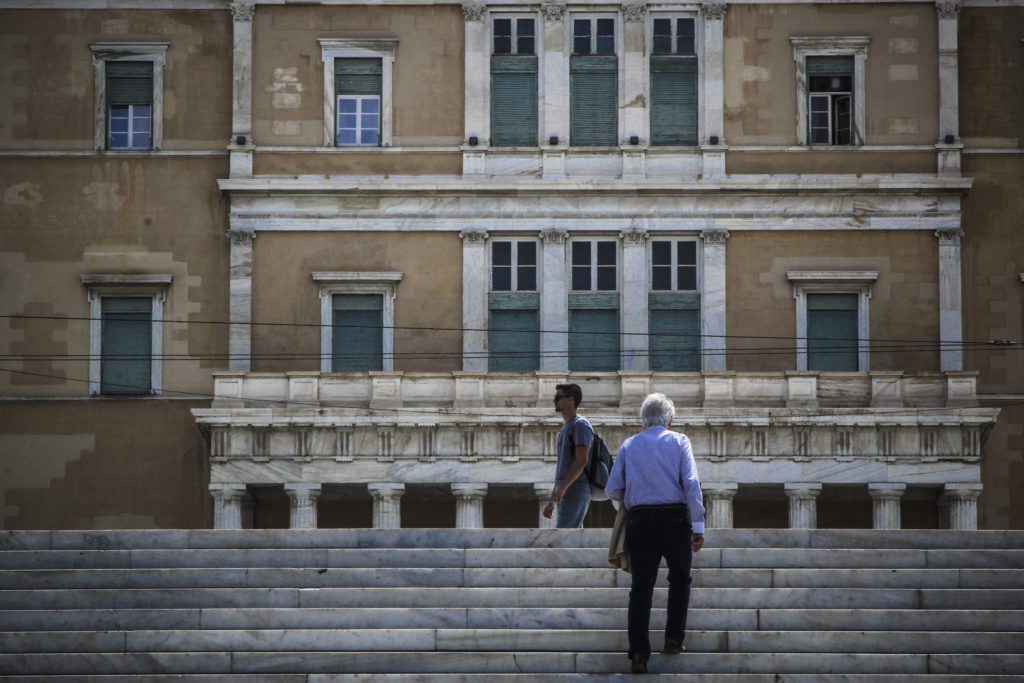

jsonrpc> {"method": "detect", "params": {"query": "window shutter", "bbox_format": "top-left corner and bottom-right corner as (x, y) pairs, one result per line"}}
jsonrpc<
(650, 55), (697, 146)
(101, 297), (152, 395)
(106, 61), (153, 106)
(335, 58), (383, 96)
(807, 293), (859, 371)
(806, 56), (854, 76)
(490, 55), (538, 147)
(489, 309), (540, 371)
(649, 293), (700, 371)
(570, 55), (618, 146)
(569, 308), (619, 371)
(332, 294), (384, 372)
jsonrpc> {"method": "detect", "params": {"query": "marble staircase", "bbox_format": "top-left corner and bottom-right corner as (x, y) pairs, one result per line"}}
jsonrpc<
(1, 529), (1023, 681)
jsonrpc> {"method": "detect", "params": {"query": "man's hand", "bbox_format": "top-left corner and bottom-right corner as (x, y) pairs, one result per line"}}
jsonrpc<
(542, 500), (556, 519)
(542, 486), (564, 519)
(692, 533), (705, 553)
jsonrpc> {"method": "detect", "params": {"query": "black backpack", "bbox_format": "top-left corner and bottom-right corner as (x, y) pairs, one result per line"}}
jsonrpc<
(570, 423), (615, 500)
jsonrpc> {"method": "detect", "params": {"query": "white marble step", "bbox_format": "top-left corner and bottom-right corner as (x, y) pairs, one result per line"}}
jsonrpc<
(0, 675), (1018, 683)
(7, 529), (1024, 551)
(2, 629), (1022, 655)
(4, 567), (1020, 590)
(2, 651), (1022, 676)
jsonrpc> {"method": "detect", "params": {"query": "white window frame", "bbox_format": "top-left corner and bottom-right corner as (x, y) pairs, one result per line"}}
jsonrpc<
(492, 14), (537, 55)
(649, 237), (701, 292)
(483, 11), (543, 150)
(490, 238), (540, 292)
(570, 14), (619, 55)
(319, 39), (397, 148)
(90, 43), (168, 152)
(313, 271), (402, 373)
(81, 274), (172, 396)
(570, 238), (620, 292)
(645, 13), (704, 147)
(336, 95), (382, 147)
(107, 103), (154, 151)
(790, 37), (869, 147)
(648, 15), (697, 56)
(788, 271), (878, 372)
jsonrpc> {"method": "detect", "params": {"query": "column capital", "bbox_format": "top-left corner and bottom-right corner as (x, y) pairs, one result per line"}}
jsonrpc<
(704, 482), (739, 496)
(619, 228), (648, 246)
(227, 229), (256, 246)
(368, 482), (406, 499)
(461, 2), (487, 21)
(785, 483), (823, 497)
(935, 0), (961, 19)
(944, 482), (982, 500)
(541, 228), (568, 245)
(868, 482), (907, 498)
(209, 482), (247, 500)
(701, 1), (727, 21)
(935, 228), (963, 246)
(701, 229), (730, 245)
(284, 483), (322, 498)
(622, 3), (648, 21)
(541, 2), (568, 21)
(452, 483), (489, 498)
(230, 2), (255, 22)
(459, 229), (489, 245)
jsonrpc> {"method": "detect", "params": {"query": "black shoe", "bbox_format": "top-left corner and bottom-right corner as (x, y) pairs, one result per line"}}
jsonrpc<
(662, 639), (686, 654)
(629, 652), (649, 674)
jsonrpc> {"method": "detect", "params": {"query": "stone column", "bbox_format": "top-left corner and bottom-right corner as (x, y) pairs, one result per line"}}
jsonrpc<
(228, 230), (255, 372)
(534, 483), (557, 529)
(369, 483), (405, 529)
(701, 230), (729, 371)
(936, 0), (961, 175)
(704, 483), (738, 529)
(460, 230), (489, 372)
(284, 483), (321, 529)
(700, 1), (727, 177)
(210, 483), (247, 530)
(229, 2), (255, 177)
(621, 3), (648, 149)
(620, 228), (649, 371)
(785, 483), (822, 529)
(868, 483), (906, 530)
(462, 2), (488, 175)
(452, 483), (488, 529)
(541, 2), (569, 178)
(540, 229), (569, 371)
(936, 228), (963, 372)
(944, 482), (982, 530)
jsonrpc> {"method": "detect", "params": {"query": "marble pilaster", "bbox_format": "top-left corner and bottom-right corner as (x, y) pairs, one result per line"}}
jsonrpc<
(369, 483), (405, 529)
(620, 229), (649, 371)
(700, 1), (726, 178)
(868, 483), (906, 530)
(936, 0), (961, 175)
(936, 229), (963, 372)
(210, 483), (247, 530)
(228, 230), (254, 372)
(452, 483), (488, 528)
(704, 482), (738, 529)
(284, 483), (321, 529)
(460, 230), (489, 371)
(621, 4), (648, 148)
(541, 2), (569, 170)
(785, 483), (821, 529)
(462, 2), (489, 167)
(540, 229), (569, 371)
(534, 483), (557, 529)
(701, 230), (729, 371)
(229, 2), (255, 178)
(944, 482), (981, 530)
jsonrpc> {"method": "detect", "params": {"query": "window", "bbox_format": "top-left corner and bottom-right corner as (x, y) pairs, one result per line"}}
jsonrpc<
(489, 240), (539, 371)
(491, 17), (538, 147)
(650, 17), (698, 146)
(90, 43), (167, 152)
(82, 274), (170, 396)
(649, 239), (700, 371)
(572, 240), (617, 291)
(788, 271), (877, 372)
(807, 56), (853, 146)
(491, 240), (537, 291)
(319, 39), (397, 147)
(571, 16), (618, 146)
(313, 271), (402, 373)
(570, 239), (619, 371)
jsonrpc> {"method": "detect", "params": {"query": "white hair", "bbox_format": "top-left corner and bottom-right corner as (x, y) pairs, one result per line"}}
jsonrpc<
(640, 393), (675, 428)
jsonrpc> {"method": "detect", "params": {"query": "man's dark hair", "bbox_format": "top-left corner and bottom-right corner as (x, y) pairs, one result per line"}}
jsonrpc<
(556, 383), (583, 409)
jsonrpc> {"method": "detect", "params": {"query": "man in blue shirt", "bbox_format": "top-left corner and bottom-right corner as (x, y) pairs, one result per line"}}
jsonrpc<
(604, 392), (706, 674)
(542, 383), (593, 528)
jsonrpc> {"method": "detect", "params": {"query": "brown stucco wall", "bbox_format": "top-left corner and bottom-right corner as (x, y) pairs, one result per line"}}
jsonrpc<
(960, 8), (1024, 147)
(724, 3), (938, 146)
(252, 5), (464, 148)
(726, 230), (940, 372)
(727, 150), (935, 174)
(251, 232), (462, 373)
(0, 157), (230, 396)
(252, 152), (462, 176)
(0, 9), (232, 150)
(0, 400), (210, 530)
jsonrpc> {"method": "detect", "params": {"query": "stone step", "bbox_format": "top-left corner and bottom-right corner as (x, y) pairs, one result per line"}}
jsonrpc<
(3, 547), (1023, 570)
(7, 529), (1024, 551)
(2, 651), (1022, 675)
(2, 607), (1022, 633)
(3, 586), (1023, 610)
(3, 567), (1020, 591)
(2, 629), (1022, 655)
(0, 676), (1017, 683)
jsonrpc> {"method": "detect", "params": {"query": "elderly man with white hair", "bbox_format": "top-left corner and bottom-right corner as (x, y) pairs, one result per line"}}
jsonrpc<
(604, 392), (706, 674)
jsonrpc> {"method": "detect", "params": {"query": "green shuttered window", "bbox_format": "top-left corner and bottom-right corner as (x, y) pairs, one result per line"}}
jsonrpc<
(332, 294), (384, 372)
(106, 61), (153, 106)
(569, 307), (620, 372)
(491, 55), (538, 147)
(335, 58), (382, 96)
(650, 56), (698, 146)
(489, 307), (540, 371)
(806, 293), (859, 371)
(571, 56), (618, 146)
(101, 297), (152, 395)
(649, 294), (700, 371)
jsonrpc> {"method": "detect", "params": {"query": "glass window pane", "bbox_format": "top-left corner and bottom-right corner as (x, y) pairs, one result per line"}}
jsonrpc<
(517, 35), (535, 54)
(133, 104), (151, 117)
(597, 18), (615, 37)
(597, 265), (616, 291)
(677, 240), (697, 265)
(493, 241), (512, 265)
(678, 266), (697, 291)
(573, 20), (591, 54)
(517, 266), (536, 291)
(110, 132), (128, 148)
(517, 18), (534, 36)
(652, 241), (671, 265)
(492, 265), (512, 291)
(339, 99), (358, 113)
(653, 18), (672, 36)
(131, 132), (150, 148)
(677, 19), (695, 54)
(572, 266), (591, 291)
(596, 241), (616, 266)
(494, 36), (512, 54)
(517, 241), (536, 265)
(361, 114), (379, 128)
(110, 106), (129, 119)
(340, 114), (358, 128)
(652, 266), (672, 291)
(362, 98), (380, 113)
(596, 34), (615, 54)
(494, 18), (512, 36)
(677, 35), (695, 55)
(360, 130), (378, 145)
(133, 116), (151, 132)
(110, 117), (129, 133)
(653, 34), (672, 54)
(339, 129), (357, 144)
(572, 241), (591, 266)
(811, 129), (829, 145)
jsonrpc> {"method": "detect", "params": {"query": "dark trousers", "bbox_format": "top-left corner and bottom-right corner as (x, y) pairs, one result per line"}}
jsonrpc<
(625, 504), (693, 658)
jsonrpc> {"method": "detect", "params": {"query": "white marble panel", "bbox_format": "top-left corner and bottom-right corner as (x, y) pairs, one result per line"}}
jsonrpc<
(645, 153), (702, 179)
(564, 154), (623, 178)
(319, 377), (373, 406)
(485, 154), (543, 178)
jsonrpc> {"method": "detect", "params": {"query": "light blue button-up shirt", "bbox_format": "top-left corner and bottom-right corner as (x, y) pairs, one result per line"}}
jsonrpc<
(604, 425), (706, 534)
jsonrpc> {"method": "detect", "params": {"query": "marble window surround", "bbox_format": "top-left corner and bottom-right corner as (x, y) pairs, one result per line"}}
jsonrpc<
(790, 36), (869, 148)
(319, 39), (397, 148)
(476, 9), (545, 149)
(81, 273), (172, 396)
(489, 236), (541, 292)
(312, 271), (402, 373)
(90, 43), (168, 152)
(644, 9), (705, 146)
(788, 271), (878, 373)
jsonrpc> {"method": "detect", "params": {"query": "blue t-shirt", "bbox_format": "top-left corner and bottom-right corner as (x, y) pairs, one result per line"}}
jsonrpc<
(554, 416), (594, 500)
